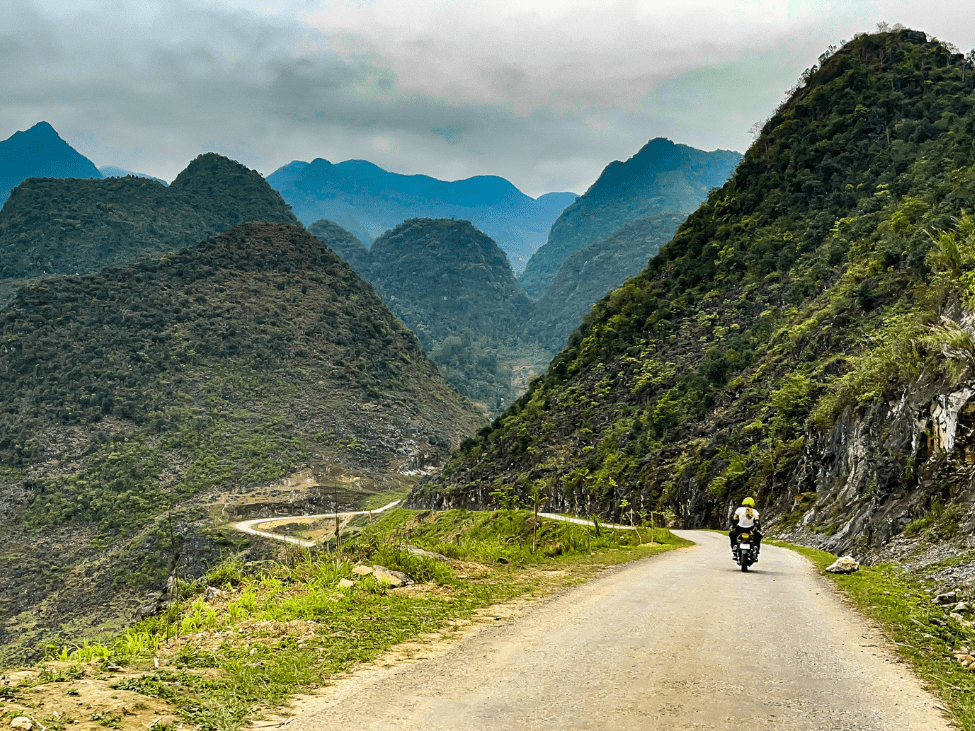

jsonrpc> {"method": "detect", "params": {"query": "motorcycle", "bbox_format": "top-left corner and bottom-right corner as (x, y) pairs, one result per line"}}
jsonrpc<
(732, 530), (759, 571)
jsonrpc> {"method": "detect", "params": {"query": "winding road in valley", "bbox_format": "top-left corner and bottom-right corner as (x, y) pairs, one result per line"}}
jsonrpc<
(233, 501), (404, 547)
(275, 529), (951, 731)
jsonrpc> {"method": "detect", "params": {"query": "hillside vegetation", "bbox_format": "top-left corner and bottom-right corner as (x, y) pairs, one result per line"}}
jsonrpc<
(0, 223), (481, 662)
(413, 29), (975, 556)
(310, 218), (540, 412)
(527, 212), (687, 351)
(0, 153), (299, 305)
(518, 138), (741, 299)
(307, 219), (371, 276)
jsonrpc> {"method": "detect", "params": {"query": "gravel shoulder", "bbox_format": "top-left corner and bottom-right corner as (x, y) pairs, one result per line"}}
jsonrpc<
(273, 530), (952, 731)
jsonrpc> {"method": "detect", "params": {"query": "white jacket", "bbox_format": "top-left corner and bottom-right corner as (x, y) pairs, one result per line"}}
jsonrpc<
(733, 506), (759, 528)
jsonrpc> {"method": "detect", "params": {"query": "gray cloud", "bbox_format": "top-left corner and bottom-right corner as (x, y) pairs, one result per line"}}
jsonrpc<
(3, 1), (975, 196)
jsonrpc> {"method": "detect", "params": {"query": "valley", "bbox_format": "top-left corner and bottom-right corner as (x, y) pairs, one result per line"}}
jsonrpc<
(2, 22), (975, 731)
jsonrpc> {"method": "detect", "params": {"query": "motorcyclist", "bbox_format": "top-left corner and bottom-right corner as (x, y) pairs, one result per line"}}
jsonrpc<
(729, 497), (762, 555)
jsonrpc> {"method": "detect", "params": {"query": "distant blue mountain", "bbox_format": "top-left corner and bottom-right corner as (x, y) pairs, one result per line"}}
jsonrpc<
(267, 158), (577, 272)
(519, 138), (743, 299)
(99, 166), (168, 186)
(0, 122), (102, 205)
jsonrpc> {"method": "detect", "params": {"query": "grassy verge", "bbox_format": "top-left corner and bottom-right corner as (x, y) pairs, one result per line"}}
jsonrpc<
(360, 488), (412, 510)
(769, 540), (975, 730)
(1, 510), (689, 731)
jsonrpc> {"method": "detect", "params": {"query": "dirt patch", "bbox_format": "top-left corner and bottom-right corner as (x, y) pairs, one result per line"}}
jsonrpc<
(0, 664), (179, 731)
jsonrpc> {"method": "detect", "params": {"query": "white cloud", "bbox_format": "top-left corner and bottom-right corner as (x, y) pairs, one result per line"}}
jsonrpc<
(3, 0), (975, 196)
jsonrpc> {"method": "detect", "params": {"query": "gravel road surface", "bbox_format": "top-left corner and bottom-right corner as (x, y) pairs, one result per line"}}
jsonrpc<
(279, 530), (952, 730)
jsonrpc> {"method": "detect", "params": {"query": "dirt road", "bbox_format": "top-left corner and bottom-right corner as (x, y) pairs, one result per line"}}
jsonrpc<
(279, 530), (951, 730)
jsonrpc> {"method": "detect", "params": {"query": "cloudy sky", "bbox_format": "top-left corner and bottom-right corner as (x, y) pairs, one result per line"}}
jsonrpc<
(3, 0), (974, 196)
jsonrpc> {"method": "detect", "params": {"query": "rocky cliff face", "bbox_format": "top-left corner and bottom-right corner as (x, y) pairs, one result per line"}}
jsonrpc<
(779, 365), (975, 552)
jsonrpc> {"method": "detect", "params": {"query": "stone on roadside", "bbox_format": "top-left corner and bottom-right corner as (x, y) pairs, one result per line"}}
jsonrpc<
(825, 556), (859, 574)
(352, 565), (374, 576)
(338, 578), (355, 589)
(134, 597), (165, 621)
(372, 565), (413, 587)
(401, 544), (450, 562)
(11, 718), (32, 731)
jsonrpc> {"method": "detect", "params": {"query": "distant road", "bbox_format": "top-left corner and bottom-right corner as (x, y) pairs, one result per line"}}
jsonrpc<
(278, 530), (951, 731)
(235, 505), (639, 547)
(233, 500), (403, 547)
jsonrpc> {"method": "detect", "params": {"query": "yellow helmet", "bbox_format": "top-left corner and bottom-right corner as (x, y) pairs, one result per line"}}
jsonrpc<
(742, 497), (755, 507)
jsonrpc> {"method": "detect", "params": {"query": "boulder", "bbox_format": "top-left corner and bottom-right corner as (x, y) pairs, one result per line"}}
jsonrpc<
(352, 565), (374, 576)
(338, 578), (355, 589)
(401, 544), (450, 562)
(372, 565), (413, 587)
(825, 556), (859, 574)
(934, 591), (958, 605)
(11, 718), (32, 731)
(134, 596), (165, 621)
(205, 586), (224, 601)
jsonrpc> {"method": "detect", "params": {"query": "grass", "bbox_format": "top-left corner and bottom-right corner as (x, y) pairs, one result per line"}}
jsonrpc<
(33, 509), (689, 731)
(360, 487), (412, 511)
(770, 540), (975, 730)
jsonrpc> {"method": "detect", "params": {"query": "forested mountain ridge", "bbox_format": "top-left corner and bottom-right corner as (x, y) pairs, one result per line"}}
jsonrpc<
(0, 222), (482, 662)
(518, 138), (741, 299)
(308, 218), (371, 276)
(0, 121), (102, 205)
(412, 29), (975, 557)
(309, 218), (535, 411)
(526, 212), (688, 351)
(0, 153), (299, 305)
(267, 158), (576, 272)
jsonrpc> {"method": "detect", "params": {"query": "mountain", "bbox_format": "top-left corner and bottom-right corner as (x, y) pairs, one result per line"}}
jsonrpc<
(309, 218), (535, 411)
(518, 138), (741, 299)
(267, 158), (577, 272)
(526, 212), (687, 351)
(307, 218), (371, 276)
(369, 218), (532, 348)
(0, 152), (299, 305)
(0, 121), (102, 205)
(99, 166), (168, 185)
(0, 222), (482, 662)
(412, 29), (975, 558)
